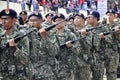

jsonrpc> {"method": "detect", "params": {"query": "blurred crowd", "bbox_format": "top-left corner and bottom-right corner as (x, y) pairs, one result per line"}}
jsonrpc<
(1, 0), (119, 16)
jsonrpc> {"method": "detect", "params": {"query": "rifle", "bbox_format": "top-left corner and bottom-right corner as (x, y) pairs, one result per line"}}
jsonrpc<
(60, 36), (86, 48)
(1, 29), (36, 49)
(0, 34), (4, 38)
(103, 29), (120, 36)
(76, 26), (102, 33)
(44, 15), (75, 31)
(60, 26), (103, 47)
(0, 20), (67, 49)
(60, 27), (103, 48)
(45, 20), (65, 31)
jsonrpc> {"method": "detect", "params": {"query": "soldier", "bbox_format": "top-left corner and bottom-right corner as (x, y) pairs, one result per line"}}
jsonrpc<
(51, 13), (78, 80)
(65, 14), (76, 32)
(81, 11), (110, 80)
(103, 10), (120, 80)
(41, 12), (54, 28)
(85, 15), (92, 27)
(73, 13), (91, 80)
(27, 12), (59, 80)
(0, 9), (30, 80)
(19, 11), (28, 25)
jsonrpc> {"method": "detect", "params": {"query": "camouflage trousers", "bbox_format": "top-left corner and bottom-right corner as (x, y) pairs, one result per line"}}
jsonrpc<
(0, 70), (28, 80)
(91, 52), (104, 80)
(104, 49), (119, 80)
(0, 76), (28, 80)
(74, 65), (91, 80)
(74, 56), (91, 80)
(53, 62), (74, 80)
(33, 64), (57, 80)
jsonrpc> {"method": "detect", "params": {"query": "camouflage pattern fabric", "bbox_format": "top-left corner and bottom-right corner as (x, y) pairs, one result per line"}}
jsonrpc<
(52, 28), (78, 80)
(104, 21), (120, 80)
(73, 26), (92, 80)
(25, 26), (59, 80)
(0, 25), (30, 80)
(90, 23), (109, 80)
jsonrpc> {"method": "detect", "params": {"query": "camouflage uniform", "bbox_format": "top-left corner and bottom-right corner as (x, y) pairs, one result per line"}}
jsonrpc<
(26, 11), (59, 80)
(0, 26), (30, 80)
(73, 26), (92, 80)
(0, 26), (4, 38)
(114, 19), (120, 54)
(41, 12), (53, 28)
(65, 22), (76, 32)
(52, 28), (78, 80)
(116, 21), (120, 77)
(104, 21), (120, 80)
(41, 21), (53, 28)
(90, 23), (108, 80)
(26, 26), (59, 80)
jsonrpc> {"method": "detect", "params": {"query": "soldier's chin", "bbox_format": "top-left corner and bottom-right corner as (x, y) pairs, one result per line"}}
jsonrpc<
(57, 27), (63, 29)
(4, 26), (11, 30)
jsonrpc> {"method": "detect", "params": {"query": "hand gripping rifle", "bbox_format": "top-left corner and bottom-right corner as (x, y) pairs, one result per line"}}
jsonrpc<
(60, 26), (102, 48)
(60, 36), (86, 48)
(103, 28), (120, 36)
(0, 19), (67, 49)
(1, 29), (36, 49)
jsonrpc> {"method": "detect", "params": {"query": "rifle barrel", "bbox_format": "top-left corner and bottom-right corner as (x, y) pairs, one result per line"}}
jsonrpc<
(2, 29), (35, 49)
(45, 20), (65, 31)
(60, 36), (85, 48)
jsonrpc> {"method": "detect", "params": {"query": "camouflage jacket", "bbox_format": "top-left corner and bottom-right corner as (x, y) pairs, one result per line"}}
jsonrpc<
(0, 25), (30, 80)
(73, 25), (92, 66)
(52, 28), (78, 69)
(88, 23), (112, 62)
(65, 23), (76, 32)
(104, 21), (119, 51)
(89, 23), (109, 51)
(23, 26), (59, 79)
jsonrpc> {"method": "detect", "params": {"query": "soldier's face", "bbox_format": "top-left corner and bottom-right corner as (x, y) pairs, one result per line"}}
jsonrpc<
(88, 15), (95, 25)
(69, 19), (74, 24)
(1, 16), (16, 30)
(85, 15), (91, 25)
(46, 16), (52, 22)
(107, 13), (115, 21)
(74, 16), (84, 26)
(29, 16), (43, 29)
(20, 14), (27, 21)
(55, 18), (65, 29)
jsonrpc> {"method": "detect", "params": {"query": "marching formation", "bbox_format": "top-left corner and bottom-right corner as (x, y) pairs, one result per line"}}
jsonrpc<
(0, 8), (120, 80)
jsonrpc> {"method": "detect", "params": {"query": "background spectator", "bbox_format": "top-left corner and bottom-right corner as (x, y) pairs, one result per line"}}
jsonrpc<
(33, 0), (39, 12)
(18, 0), (27, 11)
(26, 0), (32, 11)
